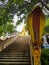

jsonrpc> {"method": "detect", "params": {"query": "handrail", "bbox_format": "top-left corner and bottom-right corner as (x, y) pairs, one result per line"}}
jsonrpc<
(0, 35), (19, 52)
(28, 36), (33, 65)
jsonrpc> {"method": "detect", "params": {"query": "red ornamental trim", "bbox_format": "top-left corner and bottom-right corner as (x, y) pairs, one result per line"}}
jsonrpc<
(32, 7), (42, 44)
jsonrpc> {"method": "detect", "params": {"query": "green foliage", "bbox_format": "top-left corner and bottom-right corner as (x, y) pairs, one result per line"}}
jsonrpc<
(44, 18), (49, 33)
(6, 22), (15, 34)
(0, 8), (13, 26)
(0, 0), (49, 26)
(45, 26), (49, 33)
(0, 0), (48, 35)
(45, 18), (49, 26)
(0, 26), (4, 36)
(14, 0), (24, 5)
(0, 26), (6, 36)
(0, 22), (15, 36)
(16, 20), (22, 25)
(0, 0), (49, 31)
(41, 48), (49, 65)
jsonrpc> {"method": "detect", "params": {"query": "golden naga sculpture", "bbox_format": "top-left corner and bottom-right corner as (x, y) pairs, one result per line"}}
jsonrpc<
(27, 5), (45, 65)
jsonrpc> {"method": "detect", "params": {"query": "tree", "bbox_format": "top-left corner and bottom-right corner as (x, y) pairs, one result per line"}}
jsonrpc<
(44, 18), (49, 33)
(6, 22), (15, 34)
(0, 0), (49, 26)
(0, 8), (13, 26)
(0, 26), (4, 36)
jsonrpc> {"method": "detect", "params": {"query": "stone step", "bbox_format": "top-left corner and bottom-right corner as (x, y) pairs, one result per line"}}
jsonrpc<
(0, 54), (30, 57)
(0, 56), (30, 59)
(0, 53), (30, 57)
(0, 53), (30, 55)
(0, 58), (30, 62)
(0, 62), (31, 65)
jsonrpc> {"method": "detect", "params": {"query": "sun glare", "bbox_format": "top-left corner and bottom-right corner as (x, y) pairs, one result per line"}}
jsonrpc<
(13, 15), (24, 32)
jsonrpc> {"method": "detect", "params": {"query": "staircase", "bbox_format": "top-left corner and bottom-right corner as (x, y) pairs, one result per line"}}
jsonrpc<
(0, 52), (31, 65)
(0, 38), (31, 65)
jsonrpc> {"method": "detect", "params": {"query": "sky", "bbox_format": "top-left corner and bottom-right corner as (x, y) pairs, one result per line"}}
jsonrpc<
(13, 15), (24, 32)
